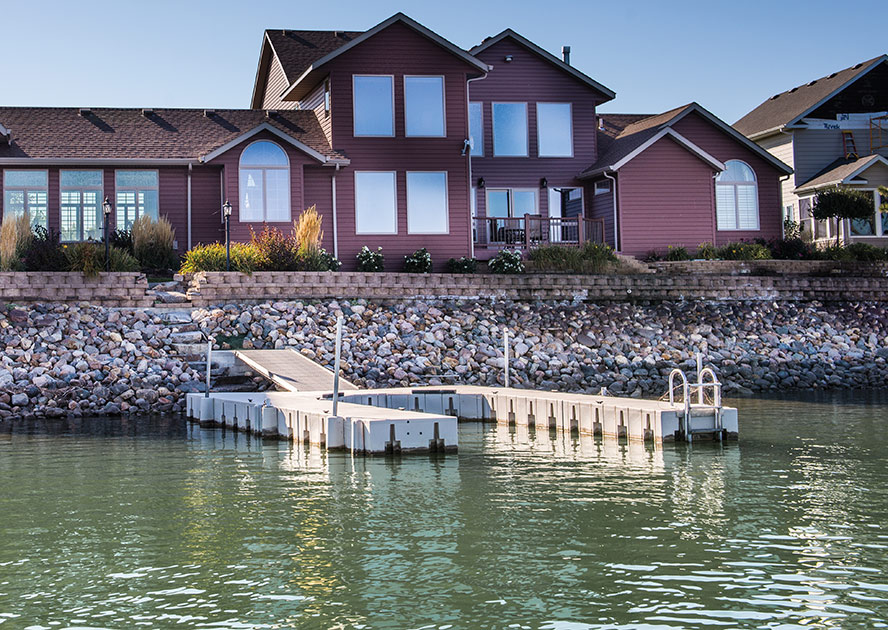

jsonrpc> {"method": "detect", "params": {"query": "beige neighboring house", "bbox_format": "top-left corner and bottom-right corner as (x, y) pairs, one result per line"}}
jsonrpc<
(735, 55), (888, 245)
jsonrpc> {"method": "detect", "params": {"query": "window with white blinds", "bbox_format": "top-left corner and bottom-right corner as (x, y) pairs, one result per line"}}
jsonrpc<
(715, 160), (759, 230)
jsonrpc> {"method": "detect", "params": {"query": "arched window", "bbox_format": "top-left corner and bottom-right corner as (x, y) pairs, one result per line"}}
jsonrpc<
(716, 160), (759, 230)
(239, 141), (290, 222)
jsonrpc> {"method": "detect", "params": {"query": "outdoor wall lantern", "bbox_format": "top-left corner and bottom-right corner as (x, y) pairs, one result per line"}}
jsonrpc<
(540, 177), (548, 189)
(222, 200), (233, 271)
(102, 197), (112, 272)
(477, 177), (485, 189)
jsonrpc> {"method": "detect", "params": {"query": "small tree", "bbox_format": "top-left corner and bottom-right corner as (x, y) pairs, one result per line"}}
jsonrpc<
(812, 187), (874, 245)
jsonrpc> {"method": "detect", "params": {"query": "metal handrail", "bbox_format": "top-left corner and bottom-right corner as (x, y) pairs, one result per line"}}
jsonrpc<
(667, 368), (690, 439)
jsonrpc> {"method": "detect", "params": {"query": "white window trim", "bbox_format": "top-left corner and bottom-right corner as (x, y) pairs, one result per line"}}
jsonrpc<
(716, 160), (759, 231)
(844, 187), (885, 238)
(3, 170), (49, 229)
(352, 74), (396, 138)
(491, 102), (529, 157)
(61, 169), (105, 242)
(486, 187), (538, 217)
(469, 102), (484, 157)
(404, 75), (446, 138)
(536, 102), (574, 158)
(406, 171), (449, 234)
(237, 141), (290, 223)
(354, 170), (398, 235)
(594, 180), (611, 196)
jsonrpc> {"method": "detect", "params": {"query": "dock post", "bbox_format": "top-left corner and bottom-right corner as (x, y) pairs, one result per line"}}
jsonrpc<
(332, 316), (343, 417)
(503, 327), (510, 389)
(205, 341), (212, 397)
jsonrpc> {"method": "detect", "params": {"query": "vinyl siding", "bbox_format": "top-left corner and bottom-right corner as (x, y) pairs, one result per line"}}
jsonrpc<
(588, 181), (616, 248)
(758, 133), (797, 215)
(469, 38), (603, 220)
(303, 166), (335, 253)
(671, 112), (783, 244)
(617, 135), (717, 256)
(301, 81), (332, 145)
(324, 21), (475, 270)
(190, 165), (224, 246)
(262, 54), (296, 110)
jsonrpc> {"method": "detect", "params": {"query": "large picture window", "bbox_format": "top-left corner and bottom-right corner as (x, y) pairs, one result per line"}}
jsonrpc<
(486, 188), (537, 217)
(61, 170), (103, 242)
(405, 76), (445, 137)
(492, 103), (528, 157)
(407, 172), (448, 234)
(469, 102), (483, 156)
(716, 160), (759, 230)
(537, 103), (573, 157)
(238, 141), (290, 223)
(115, 170), (159, 231)
(353, 76), (394, 137)
(3, 170), (48, 231)
(355, 171), (397, 234)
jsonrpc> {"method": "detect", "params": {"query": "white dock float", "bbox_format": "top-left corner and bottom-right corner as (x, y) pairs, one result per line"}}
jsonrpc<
(186, 384), (737, 455)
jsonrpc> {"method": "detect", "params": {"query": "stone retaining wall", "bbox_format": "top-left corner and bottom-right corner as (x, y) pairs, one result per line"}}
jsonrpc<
(647, 260), (888, 276)
(186, 271), (888, 305)
(0, 273), (152, 307)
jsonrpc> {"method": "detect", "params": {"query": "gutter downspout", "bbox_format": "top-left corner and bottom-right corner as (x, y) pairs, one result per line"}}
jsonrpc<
(187, 163), (193, 250)
(603, 171), (618, 250)
(332, 164), (340, 260)
(466, 73), (489, 260)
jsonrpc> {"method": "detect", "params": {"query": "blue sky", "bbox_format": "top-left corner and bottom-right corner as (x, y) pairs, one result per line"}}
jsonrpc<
(2, 0), (885, 124)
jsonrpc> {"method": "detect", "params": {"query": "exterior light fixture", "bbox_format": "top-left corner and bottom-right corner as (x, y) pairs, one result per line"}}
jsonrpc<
(477, 177), (485, 189)
(222, 200), (233, 271)
(540, 177), (548, 189)
(504, 55), (513, 62)
(102, 197), (112, 272)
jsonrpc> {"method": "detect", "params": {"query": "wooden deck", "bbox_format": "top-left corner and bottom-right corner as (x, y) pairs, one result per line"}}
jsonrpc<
(234, 349), (358, 393)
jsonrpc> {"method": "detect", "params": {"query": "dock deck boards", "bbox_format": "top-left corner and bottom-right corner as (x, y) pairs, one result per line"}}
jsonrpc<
(234, 349), (358, 393)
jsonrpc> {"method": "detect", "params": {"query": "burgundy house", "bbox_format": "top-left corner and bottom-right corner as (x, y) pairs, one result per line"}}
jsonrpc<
(0, 12), (793, 266)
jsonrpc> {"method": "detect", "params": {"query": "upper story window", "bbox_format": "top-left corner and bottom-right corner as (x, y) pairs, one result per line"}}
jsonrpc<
(537, 103), (573, 157)
(115, 170), (159, 232)
(405, 76), (445, 137)
(3, 170), (48, 231)
(353, 75), (394, 137)
(239, 141), (290, 222)
(469, 102), (483, 156)
(716, 160), (759, 230)
(62, 170), (104, 242)
(492, 103), (528, 157)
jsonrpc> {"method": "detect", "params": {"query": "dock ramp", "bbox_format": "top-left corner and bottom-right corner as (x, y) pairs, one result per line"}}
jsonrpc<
(234, 349), (358, 393)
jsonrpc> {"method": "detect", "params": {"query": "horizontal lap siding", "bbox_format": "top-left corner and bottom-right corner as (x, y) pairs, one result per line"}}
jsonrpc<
(303, 167), (335, 253)
(208, 129), (315, 243)
(327, 21), (473, 270)
(301, 82), (332, 146)
(672, 112), (783, 244)
(618, 136), (716, 256)
(262, 54), (295, 110)
(588, 185), (616, 247)
(470, 39), (602, 219)
(158, 168), (187, 251)
(190, 165), (223, 246)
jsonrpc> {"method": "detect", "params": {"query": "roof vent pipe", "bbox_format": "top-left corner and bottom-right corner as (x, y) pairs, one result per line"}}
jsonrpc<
(79, 108), (92, 117)
(562, 45), (571, 65)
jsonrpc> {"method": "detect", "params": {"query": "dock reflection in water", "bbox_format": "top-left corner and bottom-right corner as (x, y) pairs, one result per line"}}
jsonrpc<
(1, 391), (887, 629)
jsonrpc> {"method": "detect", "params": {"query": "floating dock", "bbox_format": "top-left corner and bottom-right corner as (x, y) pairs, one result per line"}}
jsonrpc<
(233, 349), (358, 392)
(186, 384), (737, 455)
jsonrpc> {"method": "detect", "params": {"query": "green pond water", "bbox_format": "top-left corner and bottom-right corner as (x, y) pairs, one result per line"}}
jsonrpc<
(1, 391), (888, 629)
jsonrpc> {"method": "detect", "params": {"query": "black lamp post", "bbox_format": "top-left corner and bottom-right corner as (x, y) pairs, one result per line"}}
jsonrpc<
(222, 200), (232, 271)
(102, 196), (112, 272)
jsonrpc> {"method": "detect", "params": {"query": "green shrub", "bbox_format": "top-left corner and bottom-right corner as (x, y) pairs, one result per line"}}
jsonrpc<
(23, 227), (66, 271)
(403, 248), (432, 273)
(64, 242), (139, 276)
(132, 215), (178, 272)
(579, 242), (618, 267)
(664, 245), (691, 261)
(298, 247), (341, 271)
(817, 244), (851, 261)
(0, 213), (33, 271)
(109, 229), (133, 255)
(179, 242), (263, 274)
(446, 256), (478, 274)
(488, 249), (524, 274)
(783, 218), (802, 240)
(528, 242), (617, 273)
(251, 225), (299, 271)
(696, 242), (717, 260)
(845, 242), (888, 262)
(716, 241), (771, 260)
(356, 246), (384, 272)
(766, 238), (817, 260)
(294, 205), (323, 257)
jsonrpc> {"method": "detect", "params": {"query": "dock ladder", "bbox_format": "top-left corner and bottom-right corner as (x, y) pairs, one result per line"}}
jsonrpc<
(667, 365), (724, 443)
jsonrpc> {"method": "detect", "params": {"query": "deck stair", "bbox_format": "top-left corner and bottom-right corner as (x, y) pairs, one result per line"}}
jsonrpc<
(666, 362), (725, 442)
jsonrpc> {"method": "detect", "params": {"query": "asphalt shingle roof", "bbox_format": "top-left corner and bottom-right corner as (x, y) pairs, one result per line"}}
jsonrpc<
(265, 30), (364, 82)
(0, 108), (343, 162)
(795, 154), (885, 192)
(734, 55), (888, 138)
